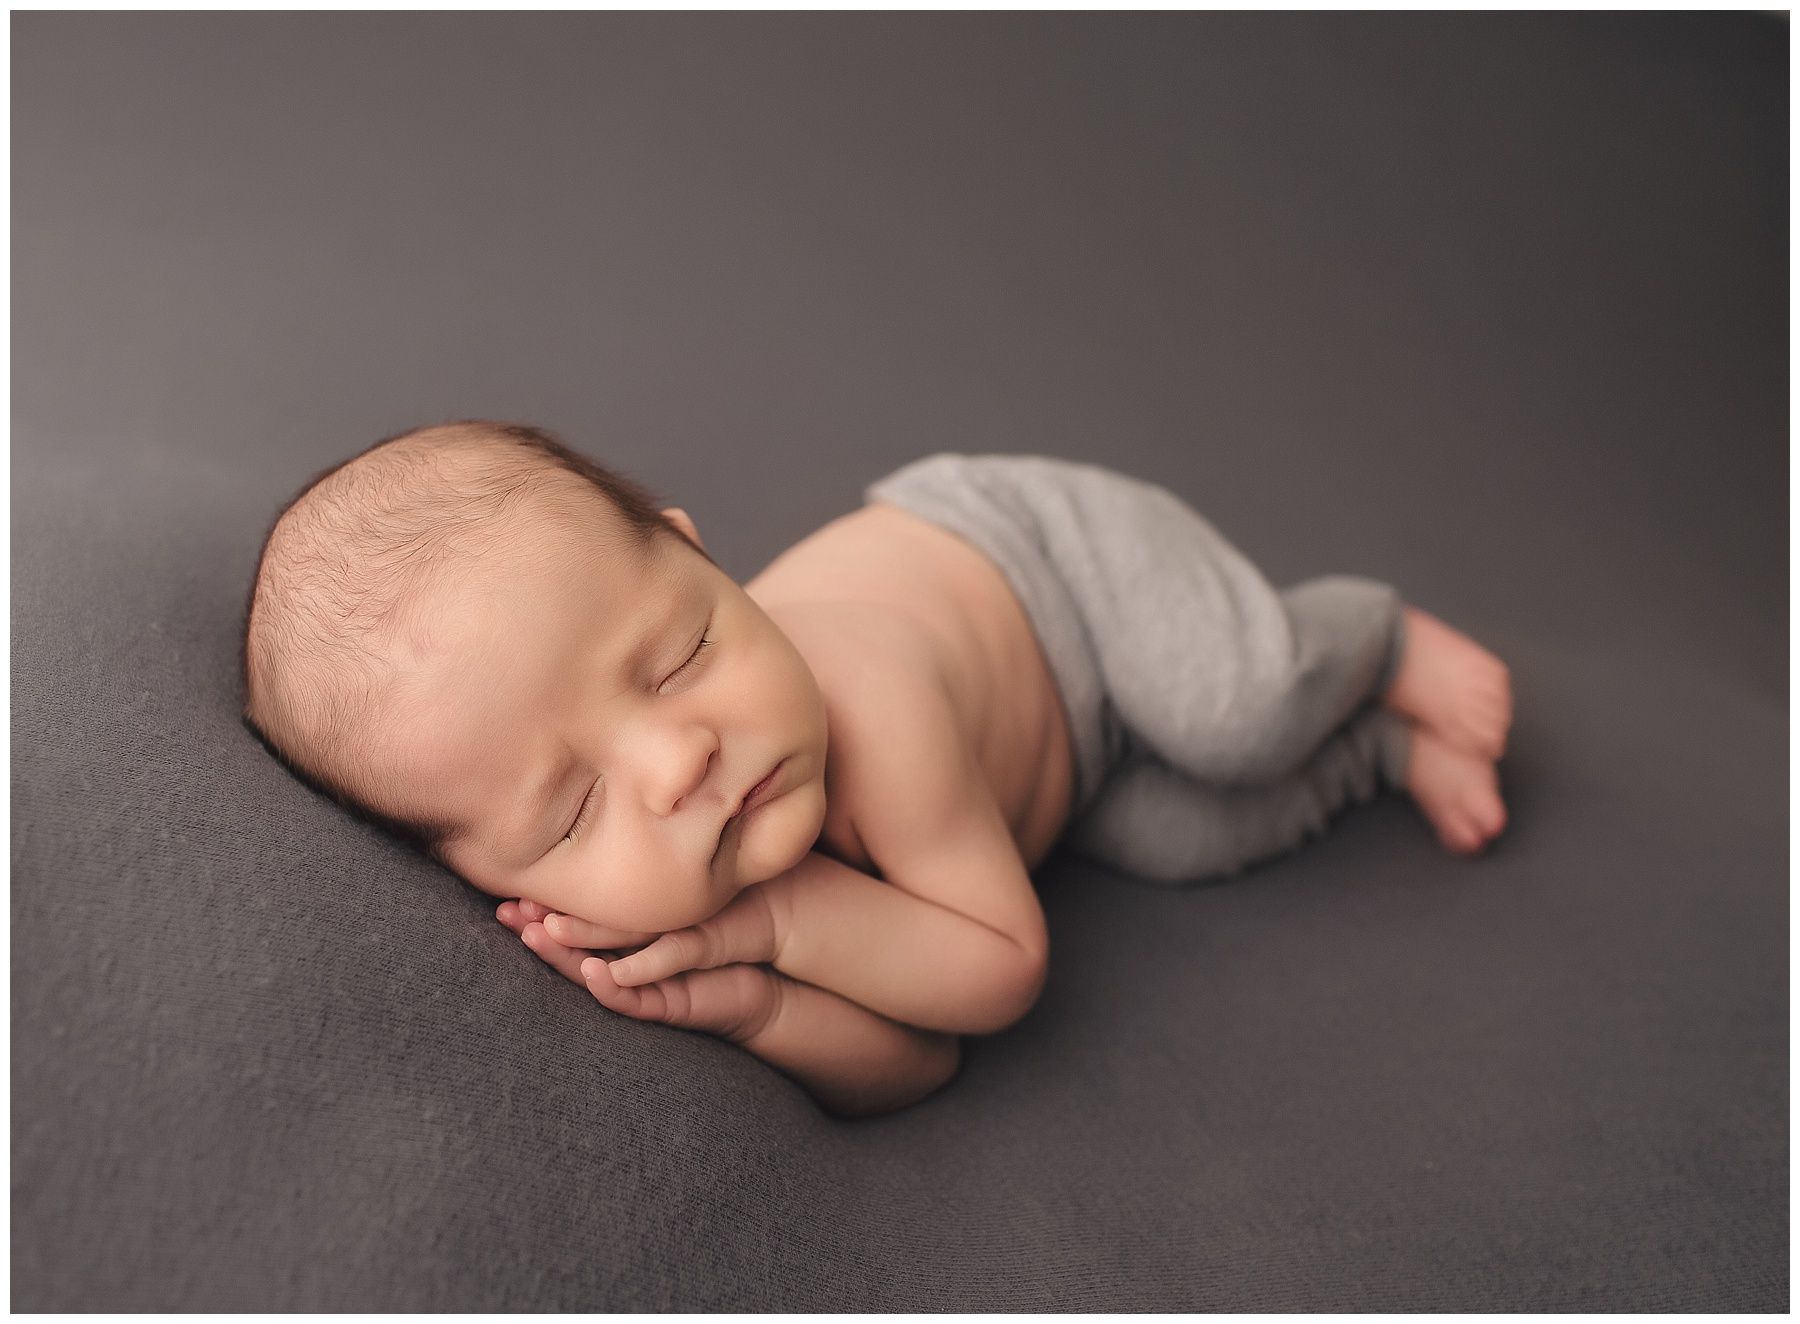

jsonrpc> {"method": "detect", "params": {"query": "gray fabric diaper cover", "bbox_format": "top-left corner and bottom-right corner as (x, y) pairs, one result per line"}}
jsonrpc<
(863, 451), (1412, 883)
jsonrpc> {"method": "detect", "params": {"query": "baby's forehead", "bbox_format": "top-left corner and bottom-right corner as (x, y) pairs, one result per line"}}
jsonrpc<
(366, 532), (674, 746)
(437, 493), (634, 580)
(397, 516), (668, 649)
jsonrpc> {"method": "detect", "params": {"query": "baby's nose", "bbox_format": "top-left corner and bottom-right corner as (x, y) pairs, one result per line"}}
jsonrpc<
(652, 739), (719, 815)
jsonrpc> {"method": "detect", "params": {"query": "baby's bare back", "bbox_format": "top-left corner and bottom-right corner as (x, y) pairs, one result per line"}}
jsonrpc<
(746, 501), (1074, 873)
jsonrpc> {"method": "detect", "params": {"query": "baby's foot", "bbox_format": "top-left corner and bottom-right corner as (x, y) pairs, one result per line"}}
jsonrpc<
(1403, 723), (1508, 856)
(1381, 605), (1514, 760)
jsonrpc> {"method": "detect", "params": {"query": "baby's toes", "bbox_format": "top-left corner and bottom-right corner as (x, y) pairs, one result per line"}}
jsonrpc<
(1451, 782), (1507, 852)
(1439, 812), (1486, 855)
(1472, 791), (1508, 843)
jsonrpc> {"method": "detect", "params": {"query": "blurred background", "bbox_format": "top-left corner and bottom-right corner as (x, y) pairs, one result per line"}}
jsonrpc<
(13, 13), (1786, 690)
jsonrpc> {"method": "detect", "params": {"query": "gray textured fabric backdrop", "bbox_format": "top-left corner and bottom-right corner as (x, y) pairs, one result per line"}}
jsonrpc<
(13, 12), (1787, 1310)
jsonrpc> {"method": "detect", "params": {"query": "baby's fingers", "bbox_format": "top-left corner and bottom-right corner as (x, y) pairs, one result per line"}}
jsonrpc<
(513, 919), (637, 990)
(580, 958), (773, 1042)
(581, 957), (669, 1017)
(541, 910), (656, 952)
(497, 901), (652, 953)
(499, 899), (567, 942)
(519, 921), (593, 986)
(606, 928), (716, 987)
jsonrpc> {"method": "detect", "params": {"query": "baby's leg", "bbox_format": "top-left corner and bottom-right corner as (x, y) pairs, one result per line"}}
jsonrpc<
(1061, 705), (1412, 884)
(1033, 463), (1405, 787)
(863, 454), (1407, 806)
(1063, 705), (1507, 882)
(1107, 568), (1406, 788)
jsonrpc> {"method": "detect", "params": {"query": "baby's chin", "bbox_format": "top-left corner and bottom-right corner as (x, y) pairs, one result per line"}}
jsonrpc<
(729, 776), (826, 887)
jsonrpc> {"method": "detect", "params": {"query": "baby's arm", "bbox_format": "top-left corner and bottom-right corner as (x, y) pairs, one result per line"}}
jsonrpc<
(731, 967), (961, 1119)
(602, 846), (1045, 1037)
(770, 848), (1047, 1035)
(497, 901), (958, 1118)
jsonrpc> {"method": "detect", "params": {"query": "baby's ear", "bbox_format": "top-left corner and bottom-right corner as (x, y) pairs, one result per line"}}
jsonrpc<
(661, 506), (705, 553)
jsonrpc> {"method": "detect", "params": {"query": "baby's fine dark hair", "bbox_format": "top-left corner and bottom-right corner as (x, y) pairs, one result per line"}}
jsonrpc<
(239, 419), (713, 867)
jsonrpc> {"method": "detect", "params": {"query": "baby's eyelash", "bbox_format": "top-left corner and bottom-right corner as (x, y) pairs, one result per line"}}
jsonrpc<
(563, 632), (714, 846)
(562, 782), (598, 844)
(669, 632), (714, 683)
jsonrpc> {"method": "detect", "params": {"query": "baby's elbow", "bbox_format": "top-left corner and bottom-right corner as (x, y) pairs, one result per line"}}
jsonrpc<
(1012, 943), (1051, 1027)
(973, 941), (1049, 1035)
(821, 1035), (962, 1119)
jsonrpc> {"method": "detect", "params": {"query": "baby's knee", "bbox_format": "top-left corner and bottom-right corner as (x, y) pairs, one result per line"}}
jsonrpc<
(1196, 679), (1319, 785)
(1063, 769), (1253, 885)
(1208, 733), (1315, 787)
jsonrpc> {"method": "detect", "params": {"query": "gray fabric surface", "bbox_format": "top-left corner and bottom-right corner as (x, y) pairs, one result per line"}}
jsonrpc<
(13, 11), (1787, 1311)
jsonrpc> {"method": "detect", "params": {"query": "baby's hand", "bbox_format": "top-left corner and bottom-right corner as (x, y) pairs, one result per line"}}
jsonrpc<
(496, 898), (778, 1044)
(497, 898), (659, 959)
(599, 885), (782, 989)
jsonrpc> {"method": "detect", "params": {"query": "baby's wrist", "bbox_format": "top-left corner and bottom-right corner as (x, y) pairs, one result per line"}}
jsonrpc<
(753, 860), (809, 965)
(727, 965), (787, 1047)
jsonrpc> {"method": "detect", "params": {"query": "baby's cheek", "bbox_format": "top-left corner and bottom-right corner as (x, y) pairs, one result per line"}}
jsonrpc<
(472, 873), (524, 904)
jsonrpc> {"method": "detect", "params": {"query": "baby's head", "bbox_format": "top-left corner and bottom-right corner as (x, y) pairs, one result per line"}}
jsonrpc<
(241, 420), (829, 932)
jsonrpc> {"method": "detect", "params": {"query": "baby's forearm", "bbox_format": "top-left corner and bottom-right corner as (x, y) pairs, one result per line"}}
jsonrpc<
(736, 970), (960, 1118)
(762, 851), (1046, 1036)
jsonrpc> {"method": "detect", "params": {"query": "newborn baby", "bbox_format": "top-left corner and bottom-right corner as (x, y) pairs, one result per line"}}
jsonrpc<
(241, 420), (1511, 1117)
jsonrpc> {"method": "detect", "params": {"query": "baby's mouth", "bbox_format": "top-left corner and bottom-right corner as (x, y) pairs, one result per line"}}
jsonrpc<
(713, 760), (782, 863)
(712, 803), (741, 865)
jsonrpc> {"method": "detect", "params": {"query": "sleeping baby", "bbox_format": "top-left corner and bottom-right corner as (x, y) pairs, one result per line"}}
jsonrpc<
(240, 420), (1511, 1117)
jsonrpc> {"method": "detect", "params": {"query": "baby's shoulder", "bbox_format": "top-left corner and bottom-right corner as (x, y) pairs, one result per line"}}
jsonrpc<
(747, 502), (1019, 867)
(748, 501), (992, 703)
(760, 598), (971, 876)
(765, 596), (962, 755)
(746, 501), (980, 629)
(747, 500), (1074, 874)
